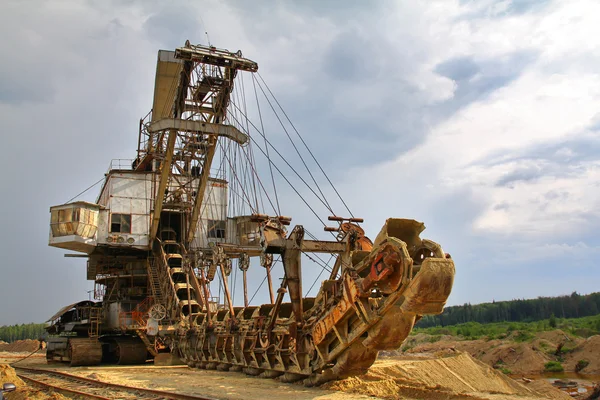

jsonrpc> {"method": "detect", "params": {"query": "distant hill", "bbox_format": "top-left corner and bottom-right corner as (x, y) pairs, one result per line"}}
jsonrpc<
(417, 291), (600, 328)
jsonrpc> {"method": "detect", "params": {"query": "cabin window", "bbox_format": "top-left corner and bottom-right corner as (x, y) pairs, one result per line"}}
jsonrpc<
(207, 220), (226, 239)
(110, 213), (131, 233)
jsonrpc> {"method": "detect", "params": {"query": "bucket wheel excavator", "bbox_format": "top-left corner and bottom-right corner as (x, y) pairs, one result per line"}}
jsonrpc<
(46, 40), (455, 384)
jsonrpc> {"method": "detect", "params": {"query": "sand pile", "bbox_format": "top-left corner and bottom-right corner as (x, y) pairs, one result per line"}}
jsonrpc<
(534, 330), (575, 344)
(406, 338), (551, 374)
(478, 343), (550, 375)
(521, 380), (572, 400)
(0, 364), (24, 386)
(565, 335), (600, 374)
(0, 340), (41, 353)
(402, 330), (600, 375)
(326, 352), (567, 399)
(0, 364), (67, 400)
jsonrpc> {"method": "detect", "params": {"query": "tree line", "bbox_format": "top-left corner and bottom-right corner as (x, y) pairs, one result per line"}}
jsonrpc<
(417, 291), (600, 328)
(2, 292), (600, 341)
(0, 323), (46, 342)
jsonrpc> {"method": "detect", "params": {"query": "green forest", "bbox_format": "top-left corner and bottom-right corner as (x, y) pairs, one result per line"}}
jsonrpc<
(0, 323), (46, 343)
(417, 291), (600, 328)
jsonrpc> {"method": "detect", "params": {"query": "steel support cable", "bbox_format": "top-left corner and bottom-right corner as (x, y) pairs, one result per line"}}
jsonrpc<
(257, 72), (355, 219)
(248, 256), (281, 304)
(227, 112), (328, 227)
(228, 103), (332, 226)
(251, 74), (281, 216)
(198, 137), (230, 243)
(230, 86), (258, 211)
(227, 142), (277, 217)
(65, 177), (105, 203)
(301, 232), (334, 272)
(248, 274), (268, 304)
(241, 143), (266, 214)
(307, 268), (326, 296)
(217, 139), (276, 215)
(229, 101), (334, 213)
(238, 76), (262, 212)
(218, 142), (258, 216)
(238, 138), (273, 214)
(303, 229), (338, 269)
(302, 251), (332, 273)
(226, 88), (269, 216)
(223, 112), (282, 218)
(232, 259), (238, 305)
(253, 74), (333, 214)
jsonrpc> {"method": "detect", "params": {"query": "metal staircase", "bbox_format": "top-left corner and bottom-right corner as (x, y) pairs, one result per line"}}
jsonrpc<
(136, 330), (158, 357)
(146, 259), (164, 306)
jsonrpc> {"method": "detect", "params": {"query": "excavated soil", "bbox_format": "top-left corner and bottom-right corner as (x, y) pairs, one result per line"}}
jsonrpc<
(563, 335), (600, 374)
(326, 352), (570, 400)
(0, 363), (66, 400)
(0, 340), (42, 353)
(0, 330), (597, 399)
(403, 330), (600, 375)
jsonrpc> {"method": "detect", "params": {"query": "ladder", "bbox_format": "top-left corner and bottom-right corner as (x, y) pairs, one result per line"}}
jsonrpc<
(88, 307), (101, 339)
(146, 259), (164, 305)
(136, 330), (158, 357)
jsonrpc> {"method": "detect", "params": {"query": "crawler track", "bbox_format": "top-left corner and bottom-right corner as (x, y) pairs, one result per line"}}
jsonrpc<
(14, 366), (219, 400)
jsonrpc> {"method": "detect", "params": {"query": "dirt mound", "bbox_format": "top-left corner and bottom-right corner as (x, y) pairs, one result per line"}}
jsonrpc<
(0, 364), (67, 400)
(478, 343), (550, 375)
(326, 352), (564, 399)
(0, 364), (24, 386)
(522, 379), (572, 400)
(405, 338), (551, 374)
(564, 335), (600, 374)
(5, 388), (68, 400)
(401, 330), (600, 375)
(0, 340), (41, 353)
(535, 330), (572, 344)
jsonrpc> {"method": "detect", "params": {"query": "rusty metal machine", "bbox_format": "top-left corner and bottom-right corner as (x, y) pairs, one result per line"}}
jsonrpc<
(46, 41), (455, 384)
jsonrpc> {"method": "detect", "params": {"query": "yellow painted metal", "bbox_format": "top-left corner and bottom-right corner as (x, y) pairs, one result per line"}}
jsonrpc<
(186, 136), (217, 244)
(149, 129), (178, 242)
(151, 51), (182, 122)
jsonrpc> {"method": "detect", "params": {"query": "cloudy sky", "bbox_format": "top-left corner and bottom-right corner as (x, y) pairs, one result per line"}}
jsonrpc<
(1, 0), (599, 325)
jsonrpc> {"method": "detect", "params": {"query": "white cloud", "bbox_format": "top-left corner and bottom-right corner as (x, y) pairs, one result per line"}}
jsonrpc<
(2, 0), (600, 322)
(352, 0), (600, 241)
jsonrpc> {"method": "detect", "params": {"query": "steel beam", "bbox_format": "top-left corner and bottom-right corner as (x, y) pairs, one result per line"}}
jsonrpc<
(149, 129), (178, 242)
(147, 119), (248, 145)
(283, 226), (304, 326)
(186, 136), (217, 244)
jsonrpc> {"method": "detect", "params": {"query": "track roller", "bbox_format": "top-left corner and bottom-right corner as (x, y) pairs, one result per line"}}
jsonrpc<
(68, 338), (102, 366)
(102, 337), (148, 365)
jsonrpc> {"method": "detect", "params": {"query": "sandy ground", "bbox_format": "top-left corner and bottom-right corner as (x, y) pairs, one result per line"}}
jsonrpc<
(0, 363), (67, 400)
(326, 352), (571, 400)
(1, 352), (568, 400)
(1, 331), (597, 400)
(398, 330), (600, 376)
(1, 357), (376, 400)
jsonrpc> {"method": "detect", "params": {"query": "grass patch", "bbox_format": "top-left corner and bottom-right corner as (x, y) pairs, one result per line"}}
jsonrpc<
(513, 331), (535, 342)
(401, 344), (413, 352)
(412, 314), (600, 341)
(576, 359), (589, 372)
(544, 361), (564, 373)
